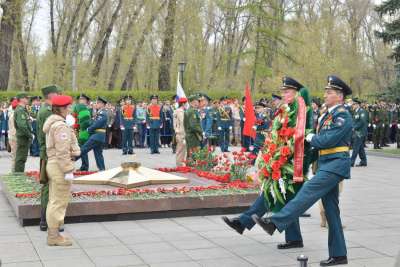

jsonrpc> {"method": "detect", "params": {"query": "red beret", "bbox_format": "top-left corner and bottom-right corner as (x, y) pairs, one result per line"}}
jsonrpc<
(11, 99), (19, 109)
(51, 95), (73, 107)
(178, 97), (187, 104)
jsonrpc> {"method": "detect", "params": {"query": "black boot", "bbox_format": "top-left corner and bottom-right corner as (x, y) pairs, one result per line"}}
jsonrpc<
(221, 216), (245, 235)
(320, 256), (348, 266)
(251, 215), (276, 235)
(277, 240), (304, 249)
(39, 208), (48, 231)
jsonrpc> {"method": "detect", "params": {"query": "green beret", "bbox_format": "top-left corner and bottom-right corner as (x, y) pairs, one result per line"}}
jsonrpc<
(41, 85), (62, 97)
(188, 95), (200, 102)
(16, 92), (29, 100)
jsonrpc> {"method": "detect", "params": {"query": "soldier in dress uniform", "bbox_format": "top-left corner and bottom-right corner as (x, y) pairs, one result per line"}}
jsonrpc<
(7, 98), (19, 171)
(253, 75), (353, 266)
(29, 96), (41, 157)
(120, 96), (136, 155)
(173, 97), (187, 166)
(14, 93), (32, 172)
(217, 96), (233, 152)
(251, 101), (270, 156)
(160, 100), (174, 148)
(222, 77), (312, 251)
(199, 93), (211, 148)
(37, 85), (61, 232)
(205, 99), (220, 150)
(77, 97), (108, 171)
(372, 103), (384, 149)
(42, 95), (80, 246)
(184, 95), (203, 158)
(350, 98), (368, 167)
(147, 95), (163, 154)
(77, 94), (92, 170)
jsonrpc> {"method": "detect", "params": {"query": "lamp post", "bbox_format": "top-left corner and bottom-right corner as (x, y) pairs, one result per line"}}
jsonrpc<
(178, 62), (187, 89)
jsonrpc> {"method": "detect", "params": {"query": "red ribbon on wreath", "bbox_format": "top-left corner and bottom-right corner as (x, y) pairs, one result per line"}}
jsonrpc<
(293, 95), (306, 183)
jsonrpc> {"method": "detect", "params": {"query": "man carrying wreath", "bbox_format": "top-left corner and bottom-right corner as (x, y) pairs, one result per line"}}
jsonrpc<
(253, 75), (353, 266)
(222, 76), (313, 250)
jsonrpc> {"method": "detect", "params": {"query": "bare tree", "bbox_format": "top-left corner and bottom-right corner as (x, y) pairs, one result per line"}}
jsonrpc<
(158, 0), (177, 91)
(0, 0), (21, 90)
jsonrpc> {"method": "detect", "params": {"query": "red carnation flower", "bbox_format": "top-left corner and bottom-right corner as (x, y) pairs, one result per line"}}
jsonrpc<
(271, 160), (281, 171)
(280, 146), (291, 157)
(262, 154), (271, 163)
(272, 170), (281, 181)
(261, 168), (270, 178)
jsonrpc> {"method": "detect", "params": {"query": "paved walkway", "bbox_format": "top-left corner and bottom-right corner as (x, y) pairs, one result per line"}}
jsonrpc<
(0, 148), (399, 267)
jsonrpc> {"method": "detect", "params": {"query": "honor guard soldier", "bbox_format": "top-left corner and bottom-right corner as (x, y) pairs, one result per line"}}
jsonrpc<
(199, 93), (211, 147)
(251, 101), (270, 155)
(29, 96), (41, 157)
(205, 99), (220, 149)
(147, 95), (162, 154)
(42, 95), (80, 246)
(14, 93), (33, 172)
(121, 96), (136, 155)
(184, 95), (203, 157)
(253, 75), (353, 267)
(217, 96), (233, 152)
(37, 85), (62, 232)
(78, 97), (108, 171)
(351, 98), (368, 167)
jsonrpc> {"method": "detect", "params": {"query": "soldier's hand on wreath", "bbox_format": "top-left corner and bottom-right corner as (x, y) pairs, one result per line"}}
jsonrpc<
(64, 172), (74, 181)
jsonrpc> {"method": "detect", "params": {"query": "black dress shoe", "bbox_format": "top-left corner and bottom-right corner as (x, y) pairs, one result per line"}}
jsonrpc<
(221, 216), (244, 235)
(277, 240), (303, 249)
(128, 151), (135, 155)
(122, 151), (127, 155)
(355, 163), (367, 167)
(251, 215), (276, 235)
(320, 256), (348, 266)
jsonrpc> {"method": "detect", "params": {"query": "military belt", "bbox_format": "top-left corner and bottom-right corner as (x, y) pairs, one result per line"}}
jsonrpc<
(150, 117), (160, 120)
(319, 146), (349, 156)
(220, 119), (230, 121)
(95, 129), (106, 133)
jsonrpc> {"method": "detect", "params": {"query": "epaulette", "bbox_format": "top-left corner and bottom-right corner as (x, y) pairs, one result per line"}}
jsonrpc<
(337, 107), (346, 113)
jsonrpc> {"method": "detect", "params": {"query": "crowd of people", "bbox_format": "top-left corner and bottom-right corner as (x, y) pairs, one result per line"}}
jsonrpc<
(2, 77), (400, 266)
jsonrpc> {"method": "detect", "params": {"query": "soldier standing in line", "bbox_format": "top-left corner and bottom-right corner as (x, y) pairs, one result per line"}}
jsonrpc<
(184, 95), (203, 158)
(198, 93), (211, 148)
(37, 85), (62, 231)
(173, 97), (187, 166)
(76, 94), (92, 171)
(372, 103), (383, 149)
(160, 100), (174, 148)
(217, 96), (233, 152)
(121, 96), (136, 155)
(251, 101), (270, 156)
(78, 97), (108, 171)
(43, 95), (80, 246)
(147, 95), (163, 154)
(205, 99), (220, 150)
(29, 96), (41, 157)
(350, 98), (368, 167)
(14, 93), (32, 173)
(7, 98), (19, 171)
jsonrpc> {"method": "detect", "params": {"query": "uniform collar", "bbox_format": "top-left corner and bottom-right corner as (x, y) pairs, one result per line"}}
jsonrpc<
(328, 104), (340, 114)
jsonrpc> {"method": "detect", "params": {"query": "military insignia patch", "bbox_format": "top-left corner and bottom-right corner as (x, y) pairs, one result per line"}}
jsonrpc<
(58, 133), (68, 140)
(336, 117), (345, 127)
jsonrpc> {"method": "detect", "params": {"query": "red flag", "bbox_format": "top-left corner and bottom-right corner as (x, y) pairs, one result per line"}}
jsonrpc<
(243, 82), (256, 139)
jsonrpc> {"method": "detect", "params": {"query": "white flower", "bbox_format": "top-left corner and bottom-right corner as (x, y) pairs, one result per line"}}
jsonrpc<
(270, 186), (277, 204)
(279, 178), (286, 200)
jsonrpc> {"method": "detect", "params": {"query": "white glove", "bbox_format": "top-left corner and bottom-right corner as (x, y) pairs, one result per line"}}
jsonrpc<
(65, 114), (75, 127)
(147, 126), (150, 129)
(64, 172), (74, 181)
(252, 126), (257, 130)
(31, 134), (35, 140)
(243, 118), (246, 121)
(306, 133), (315, 142)
(133, 126), (137, 130)
(398, 124), (400, 128)
(229, 126), (232, 130)
(218, 127), (222, 130)
(373, 124), (376, 129)
(120, 126), (125, 130)
(382, 124), (385, 127)
(368, 124), (371, 127)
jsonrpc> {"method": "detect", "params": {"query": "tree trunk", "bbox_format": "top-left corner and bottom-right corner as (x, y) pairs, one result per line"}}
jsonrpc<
(91, 0), (123, 87)
(121, 1), (167, 91)
(158, 0), (177, 91)
(15, 2), (29, 91)
(108, 0), (144, 90)
(0, 0), (20, 91)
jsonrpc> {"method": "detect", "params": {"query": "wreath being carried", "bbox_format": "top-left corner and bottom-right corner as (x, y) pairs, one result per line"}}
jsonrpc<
(257, 79), (313, 212)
